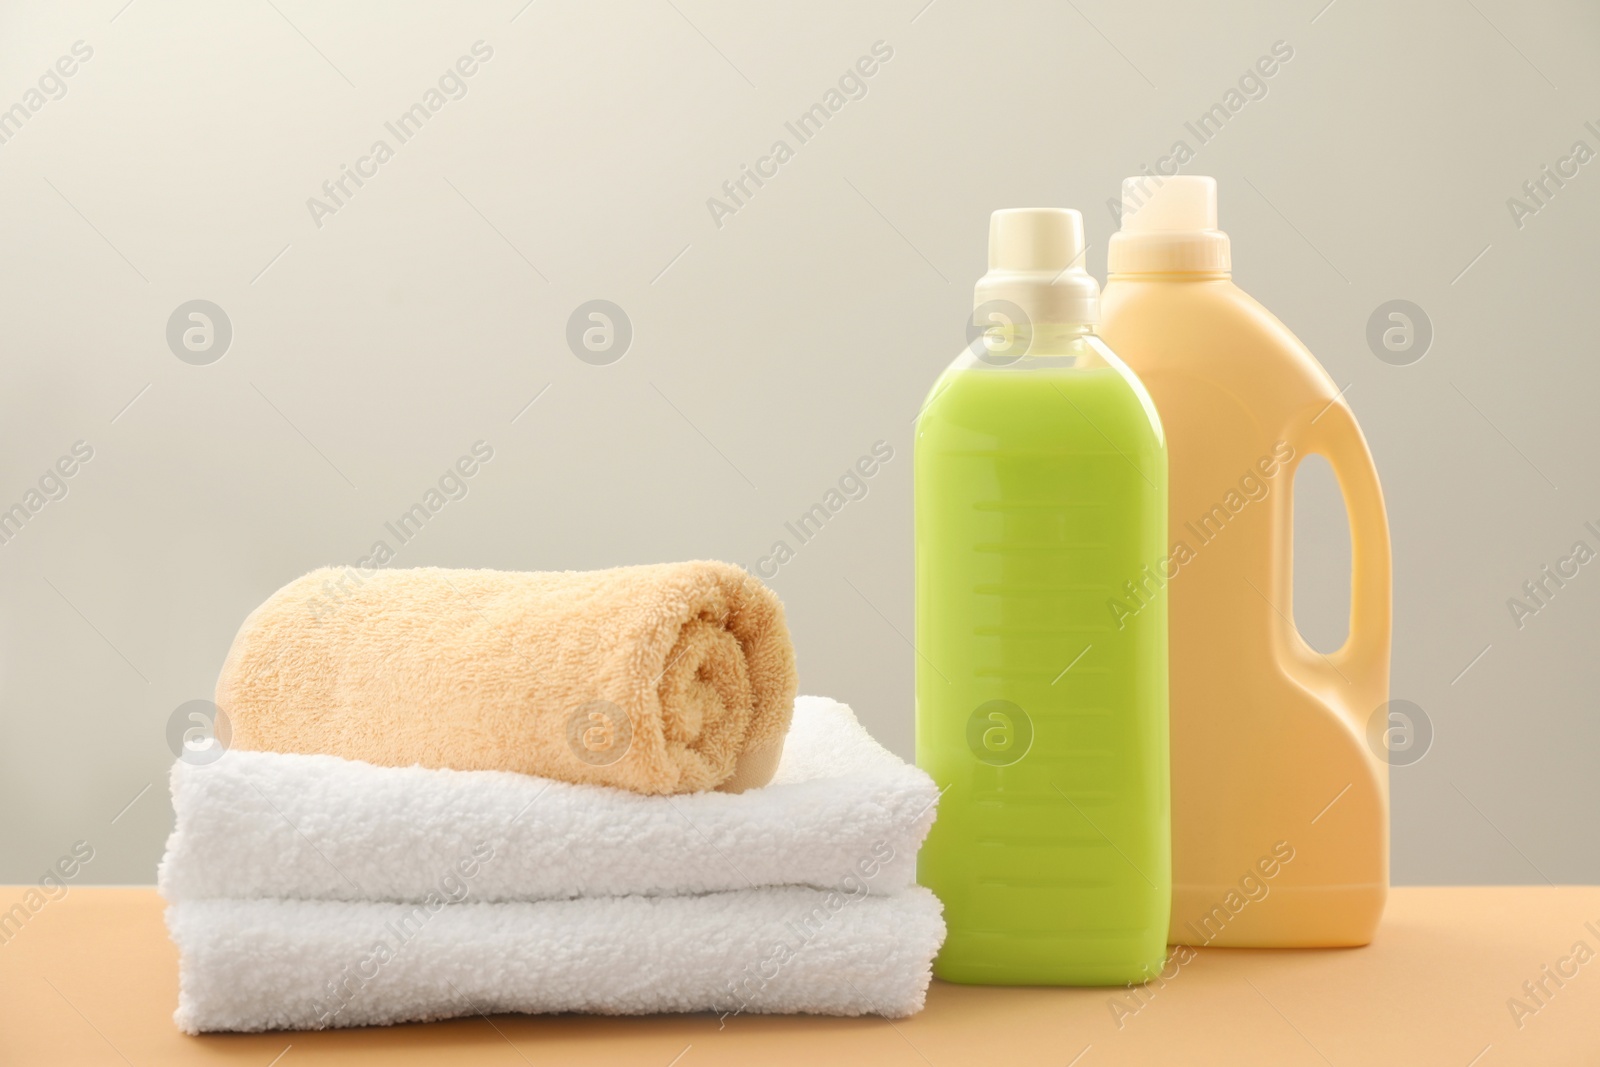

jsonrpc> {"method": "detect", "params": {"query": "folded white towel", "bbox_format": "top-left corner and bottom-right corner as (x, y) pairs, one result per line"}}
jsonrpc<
(167, 886), (946, 1032)
(160, 696), (938, 904)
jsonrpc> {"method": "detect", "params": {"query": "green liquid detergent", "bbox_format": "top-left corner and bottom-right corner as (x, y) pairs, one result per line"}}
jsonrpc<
(915, 209), (1170, 985)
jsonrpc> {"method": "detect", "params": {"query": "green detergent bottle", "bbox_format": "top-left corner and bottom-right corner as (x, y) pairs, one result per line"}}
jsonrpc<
(915, 208), (1170, 985)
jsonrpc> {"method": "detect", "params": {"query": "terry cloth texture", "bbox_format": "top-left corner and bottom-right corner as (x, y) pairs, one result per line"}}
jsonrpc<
(166, 887), (948, 1032)
(217, 561), (798, 794)
(159, 696), (939, 903)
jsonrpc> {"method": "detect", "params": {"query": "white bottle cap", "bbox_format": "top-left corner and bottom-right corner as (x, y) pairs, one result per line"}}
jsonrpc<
(1107, 176), (1231, 274)
(974, 208), (1100, 326)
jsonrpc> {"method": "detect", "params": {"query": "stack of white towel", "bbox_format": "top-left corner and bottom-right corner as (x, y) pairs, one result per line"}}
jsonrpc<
(159, 696), (946, 1032)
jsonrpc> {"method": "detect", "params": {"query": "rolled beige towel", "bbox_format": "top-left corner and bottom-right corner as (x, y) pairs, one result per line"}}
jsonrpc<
(215, 561), (798, 794)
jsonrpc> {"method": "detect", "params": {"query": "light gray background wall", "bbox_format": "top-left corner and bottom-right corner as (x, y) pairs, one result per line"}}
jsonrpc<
(1, 0), (1595, 885)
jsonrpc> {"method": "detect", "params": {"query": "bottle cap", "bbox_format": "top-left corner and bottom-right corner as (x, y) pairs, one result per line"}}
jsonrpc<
(974, 208), (1100, 327)
(1107, 176), (1232, 273)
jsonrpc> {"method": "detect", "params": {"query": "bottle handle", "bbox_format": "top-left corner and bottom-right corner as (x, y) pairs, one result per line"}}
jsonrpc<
(1289, 400), (1392, 704)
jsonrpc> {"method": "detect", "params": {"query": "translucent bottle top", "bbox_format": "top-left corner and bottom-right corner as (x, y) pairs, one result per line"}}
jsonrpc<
(1108, 176), (1232, 274)
(974, 208), (1100, 327)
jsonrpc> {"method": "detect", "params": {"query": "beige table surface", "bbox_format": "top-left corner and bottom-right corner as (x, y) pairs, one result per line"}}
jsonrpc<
(0, 886), (1595, 1066)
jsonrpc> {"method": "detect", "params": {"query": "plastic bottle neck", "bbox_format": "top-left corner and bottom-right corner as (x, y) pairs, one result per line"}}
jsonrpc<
(1106, 232), (1231, 275)
(1107, 269), (1232, 283)
(1024, 322), (1096, 345)
(976, 321), (1096, 361)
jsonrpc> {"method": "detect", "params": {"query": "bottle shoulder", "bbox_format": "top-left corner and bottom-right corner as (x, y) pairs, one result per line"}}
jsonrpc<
(916, 335), (1166, 453)
(1100, 277), (1339, 409)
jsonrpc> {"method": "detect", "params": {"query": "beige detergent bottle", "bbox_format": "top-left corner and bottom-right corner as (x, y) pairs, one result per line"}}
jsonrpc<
(1100, 176), (1391, 947)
